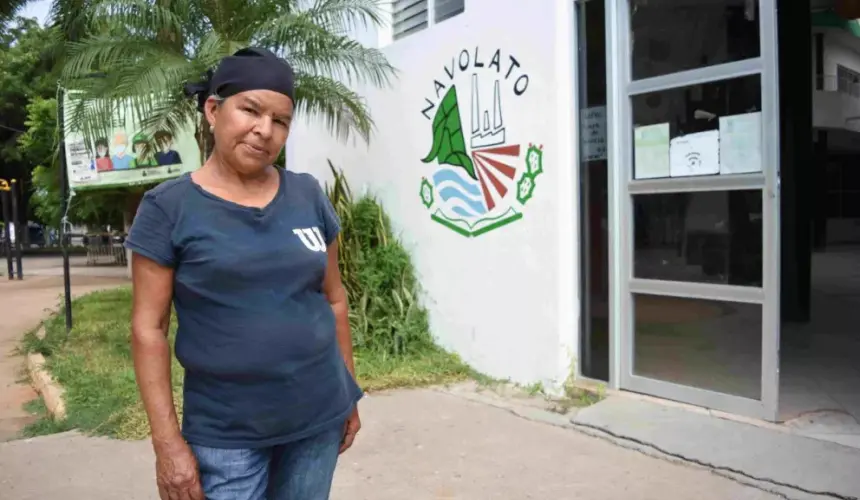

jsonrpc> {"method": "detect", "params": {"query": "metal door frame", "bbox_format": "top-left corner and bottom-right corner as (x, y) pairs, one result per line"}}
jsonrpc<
(603, 0), (781, 420)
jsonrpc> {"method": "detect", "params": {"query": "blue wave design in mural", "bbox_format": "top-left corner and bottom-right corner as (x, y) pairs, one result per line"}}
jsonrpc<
(432, 167), (486, 217)
(451, 206), (474, 218)
(433, 168), (483, 197)
(437, 187), (487, 215)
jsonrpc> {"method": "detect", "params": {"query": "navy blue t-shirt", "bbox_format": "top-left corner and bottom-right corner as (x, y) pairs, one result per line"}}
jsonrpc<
(125, 168), (363, 449)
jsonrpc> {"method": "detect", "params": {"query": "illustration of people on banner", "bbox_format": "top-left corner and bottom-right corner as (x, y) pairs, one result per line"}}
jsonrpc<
(64, 89), (200, 190)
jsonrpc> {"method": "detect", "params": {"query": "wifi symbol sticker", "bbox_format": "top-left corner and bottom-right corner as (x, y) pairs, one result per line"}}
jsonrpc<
(685, 152), (702, 169)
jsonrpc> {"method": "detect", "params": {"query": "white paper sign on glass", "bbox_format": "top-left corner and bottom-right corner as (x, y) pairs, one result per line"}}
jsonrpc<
(633, 123), (670, 179)
(719, 112), (762, 175)
(669, 130), (720, 177)
(581, 106), (607, 162)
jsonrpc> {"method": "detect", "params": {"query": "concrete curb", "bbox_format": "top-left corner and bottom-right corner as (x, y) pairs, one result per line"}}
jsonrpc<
(27, 325), (67, 421)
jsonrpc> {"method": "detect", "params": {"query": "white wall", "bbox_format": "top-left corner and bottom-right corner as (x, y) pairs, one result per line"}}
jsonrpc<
(290, 0), (579, 388)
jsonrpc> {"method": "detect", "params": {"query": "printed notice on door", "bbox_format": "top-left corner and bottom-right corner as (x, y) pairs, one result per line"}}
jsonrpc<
(669, 130), (720, 177)
(633, 123), (670, 179)
(581, 106), (607, 162)
(719, 112), (762, 175)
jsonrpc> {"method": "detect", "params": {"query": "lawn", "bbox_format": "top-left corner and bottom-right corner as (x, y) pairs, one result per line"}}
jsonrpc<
(24, 286), (472, 440)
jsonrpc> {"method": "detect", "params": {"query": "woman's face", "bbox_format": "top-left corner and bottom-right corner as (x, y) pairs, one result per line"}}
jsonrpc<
(96, 145), (107, 157)
(205, 89), (293, 175)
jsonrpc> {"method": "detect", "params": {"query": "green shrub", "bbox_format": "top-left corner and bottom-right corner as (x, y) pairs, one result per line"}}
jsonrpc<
(325, 161), (436, 357)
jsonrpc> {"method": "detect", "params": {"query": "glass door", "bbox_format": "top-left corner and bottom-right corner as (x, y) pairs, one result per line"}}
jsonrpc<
(607, 0), (781, 419)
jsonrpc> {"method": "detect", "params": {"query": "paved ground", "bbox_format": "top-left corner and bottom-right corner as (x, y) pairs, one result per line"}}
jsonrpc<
(0, 389), (779, 500)
(0, 257), (779, 499)
(573, 395), (860, 499)
(0, 256), (127, 441)
(0, 255), (810, 499)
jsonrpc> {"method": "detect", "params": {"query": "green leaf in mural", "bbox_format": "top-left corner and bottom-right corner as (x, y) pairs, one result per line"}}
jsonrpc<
(421, 86), (476, 179)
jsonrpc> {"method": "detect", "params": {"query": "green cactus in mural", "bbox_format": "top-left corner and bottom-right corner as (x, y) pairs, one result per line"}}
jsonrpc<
(517, 173), (536, 205)
(525, 144), (544, 177)
(420, 177), (434, 208)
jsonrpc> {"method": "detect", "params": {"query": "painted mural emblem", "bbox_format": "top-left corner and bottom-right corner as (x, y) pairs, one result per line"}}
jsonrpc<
(420, 47), (544, 237)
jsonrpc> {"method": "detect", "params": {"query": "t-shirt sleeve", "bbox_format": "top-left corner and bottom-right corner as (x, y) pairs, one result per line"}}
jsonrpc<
(124, 191), (176, 267)
(313, 177), (341, 246)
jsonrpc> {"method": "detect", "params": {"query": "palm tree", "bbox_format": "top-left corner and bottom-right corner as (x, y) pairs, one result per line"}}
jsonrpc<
(57, 0), (396, 159)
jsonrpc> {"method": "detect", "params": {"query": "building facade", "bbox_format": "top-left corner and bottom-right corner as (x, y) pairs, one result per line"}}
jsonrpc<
(292, 0), (580, 391)
(290, 0), (860, 423)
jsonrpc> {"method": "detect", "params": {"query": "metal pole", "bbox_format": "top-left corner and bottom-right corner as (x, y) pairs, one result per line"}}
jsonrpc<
(1, 188), (13, 279)
(57, 94), (73, 334)
(10, 179), (22, 280)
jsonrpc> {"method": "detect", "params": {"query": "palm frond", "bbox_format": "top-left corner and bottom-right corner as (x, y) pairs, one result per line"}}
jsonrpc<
(254, 10), (333, 52)
(258, 12), (395, 88)
(293, 73), (374, 143)
(303, 0), (386, 35)
(83, 0), (190, 39)
(63, 89), (122, 153)
(190, 30), (234, 74)
(62, 36), (179, 83)
(289, 35), (395, 88)
(0, 0), (27, 22)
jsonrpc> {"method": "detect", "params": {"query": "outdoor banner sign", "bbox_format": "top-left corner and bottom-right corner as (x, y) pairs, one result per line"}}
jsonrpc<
(62, 90), (202, 191)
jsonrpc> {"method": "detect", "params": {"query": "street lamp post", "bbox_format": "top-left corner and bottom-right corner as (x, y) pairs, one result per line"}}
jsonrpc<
(10, 179), (23, 280)
(0, 179), (13, 279)
(57, 97), (73, 334)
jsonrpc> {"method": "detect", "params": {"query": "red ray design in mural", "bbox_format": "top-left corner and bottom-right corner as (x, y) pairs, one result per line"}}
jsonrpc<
(470, 144), (521, 211)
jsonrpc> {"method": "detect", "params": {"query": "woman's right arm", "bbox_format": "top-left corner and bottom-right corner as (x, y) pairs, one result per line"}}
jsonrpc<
(126, 190), (204, 500)
(130, 253), (181, 450)
(131, 254), (203, 500)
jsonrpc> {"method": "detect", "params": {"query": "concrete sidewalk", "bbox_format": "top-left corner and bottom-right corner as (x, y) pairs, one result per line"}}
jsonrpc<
(0, 389), (778, 500)
(572, 396), (860, 499)
(0, 257), (127, 442)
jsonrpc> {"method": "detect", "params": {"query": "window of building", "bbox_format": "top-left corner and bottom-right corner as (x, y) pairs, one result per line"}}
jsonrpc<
(434, 0), (465, 23)
(837, 65), (860, 98)
(392, 0), (464, 41)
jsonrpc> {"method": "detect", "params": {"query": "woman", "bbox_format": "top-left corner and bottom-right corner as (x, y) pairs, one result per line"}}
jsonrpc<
(92, 138), (113, 172)
(125, 47), (363, 500)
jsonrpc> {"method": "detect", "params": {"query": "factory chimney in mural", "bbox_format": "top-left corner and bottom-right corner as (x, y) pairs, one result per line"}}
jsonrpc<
(470, 74), (506, 149)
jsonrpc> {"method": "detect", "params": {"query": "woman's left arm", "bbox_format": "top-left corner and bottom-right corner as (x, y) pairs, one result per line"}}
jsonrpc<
(322, 239), (361, 453)
(323, 239), (354, 377)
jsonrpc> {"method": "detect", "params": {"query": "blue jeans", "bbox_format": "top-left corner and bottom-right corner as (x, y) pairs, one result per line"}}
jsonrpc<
(191, 426), (343, 500)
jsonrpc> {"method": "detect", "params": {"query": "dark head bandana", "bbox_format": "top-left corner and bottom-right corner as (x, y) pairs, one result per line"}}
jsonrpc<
(184, 47), (296, 112)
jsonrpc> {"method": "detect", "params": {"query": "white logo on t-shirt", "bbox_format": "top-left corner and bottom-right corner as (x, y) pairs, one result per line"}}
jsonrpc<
(293, 227), (327, 252)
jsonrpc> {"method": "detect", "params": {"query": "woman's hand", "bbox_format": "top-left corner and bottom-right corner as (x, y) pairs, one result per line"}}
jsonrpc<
(154, 439), (205, 500)
(339, 406), (361, 454)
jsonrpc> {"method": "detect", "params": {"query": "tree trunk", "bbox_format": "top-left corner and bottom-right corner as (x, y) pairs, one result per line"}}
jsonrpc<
(195, 116), (214, 163)
(123, 191), (143, 278)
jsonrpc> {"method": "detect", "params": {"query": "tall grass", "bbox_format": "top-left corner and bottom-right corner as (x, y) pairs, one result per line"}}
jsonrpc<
(325, 160), (437, 358)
